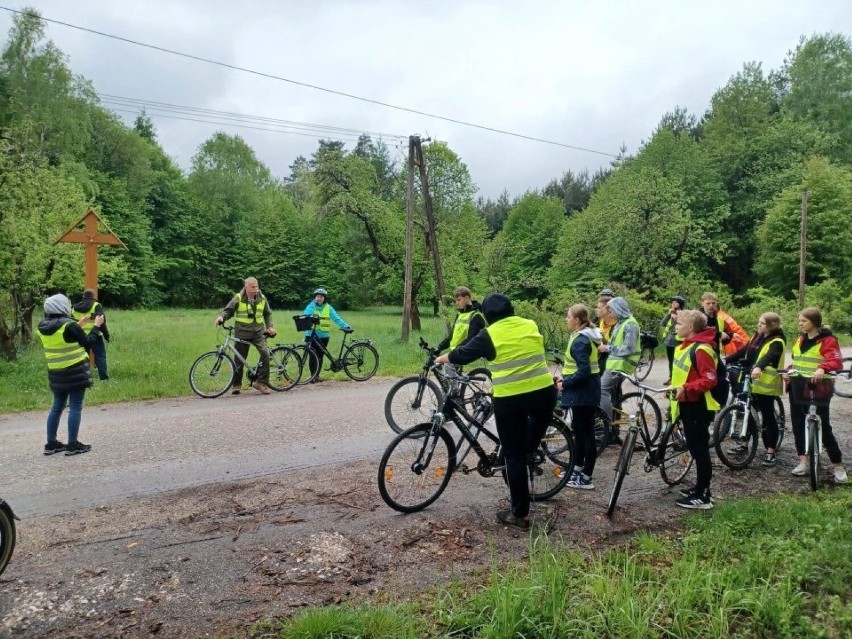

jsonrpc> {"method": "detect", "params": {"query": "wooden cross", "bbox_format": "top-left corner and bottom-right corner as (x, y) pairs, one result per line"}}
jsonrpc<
(54, 208), (127, 297)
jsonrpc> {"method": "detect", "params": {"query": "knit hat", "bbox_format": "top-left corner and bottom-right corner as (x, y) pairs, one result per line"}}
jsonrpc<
(44, 294), (72, 317)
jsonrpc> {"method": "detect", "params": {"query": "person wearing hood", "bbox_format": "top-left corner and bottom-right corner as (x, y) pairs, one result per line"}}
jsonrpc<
(435, 292), (556, 529)
(786, 308), (846, 482)
(725, 312), (787, 466)
(670, 309), (719, 509)
(659, 295), (687, 383)
(301, 287), (352, 383)
(553, 304), (602, 490)
(37, 293), (105, 455)
(72, 288), (110, 381)
(598, 296), (640, 444)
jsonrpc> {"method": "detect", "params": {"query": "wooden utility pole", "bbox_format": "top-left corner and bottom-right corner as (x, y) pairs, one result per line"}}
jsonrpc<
(413, 137), (447, 326)
(401, 136), (416, 342)
(798, 190), (809, 309)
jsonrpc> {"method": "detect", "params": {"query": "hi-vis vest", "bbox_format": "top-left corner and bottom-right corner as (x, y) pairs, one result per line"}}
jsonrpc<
(562, 332), (600, 376)
(449, 309), (484, 349)
(37, 321), (88, 370)
(670, 342), (721, 420)
(311, 303), (332, 333)
(71, 300), (98, 335)
(751, 337), (785, 396)
(486, 317), (553, 398)
(791, 337), (825, 377)
(606, 317), (640, 373)
(234, 294), (267, 325)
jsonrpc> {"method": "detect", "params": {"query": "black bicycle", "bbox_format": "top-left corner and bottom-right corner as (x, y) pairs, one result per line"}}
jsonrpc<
(378, 369), (574, 513)
(634, 331), (658, 382)
(293, 315), (379, 383)
(0, 498), (18, 578)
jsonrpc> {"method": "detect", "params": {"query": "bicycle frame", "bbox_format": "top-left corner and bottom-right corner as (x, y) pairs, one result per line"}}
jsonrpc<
(726, 365), (756, 441)
(305, 325), (365, 372)
(218, 327), (264, 380)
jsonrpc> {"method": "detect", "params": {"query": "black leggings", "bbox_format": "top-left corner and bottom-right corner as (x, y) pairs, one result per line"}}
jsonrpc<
(789, 396), (842, 464)
(570, 404), (597, 477)
(679, 401), (713, 495)
(752, 394), (779, 451)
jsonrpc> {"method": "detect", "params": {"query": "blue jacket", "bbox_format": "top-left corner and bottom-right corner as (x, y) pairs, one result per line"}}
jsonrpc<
(303, 301), (350, 338)
(560, 328), (602, 408)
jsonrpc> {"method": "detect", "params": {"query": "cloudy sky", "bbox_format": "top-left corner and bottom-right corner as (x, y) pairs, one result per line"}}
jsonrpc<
(2, 1), (850, 197)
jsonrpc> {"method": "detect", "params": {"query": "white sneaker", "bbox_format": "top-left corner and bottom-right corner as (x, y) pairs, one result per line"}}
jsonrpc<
(791, 462), (808, 476)
(834, 466), (848, 483)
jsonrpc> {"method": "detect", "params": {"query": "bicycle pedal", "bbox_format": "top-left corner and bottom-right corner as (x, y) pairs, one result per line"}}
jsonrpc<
(460, 464), (473, 475)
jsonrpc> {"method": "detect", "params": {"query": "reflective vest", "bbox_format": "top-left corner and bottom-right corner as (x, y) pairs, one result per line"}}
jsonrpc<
(659, 314), (674, 342)
(311, 303), (332, 332)
(606, 316), (640, 373)
(486, 316), (553, 398)
(791, 337), (824, 376)
(751, 337), (785, 396)
(234, 294), (267, 325)
(670, 342), (721, 420)
(37, 321), (88, 370)
(449, 309), (484, 349)
(562, 332), (600, 376)
(71, 300), (98, 335)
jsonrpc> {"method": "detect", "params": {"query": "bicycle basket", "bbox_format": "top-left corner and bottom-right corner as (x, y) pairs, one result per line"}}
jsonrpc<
(293, 314), (318, 331)
(640, 331), (659, 349)
(789, 376), (833, 406)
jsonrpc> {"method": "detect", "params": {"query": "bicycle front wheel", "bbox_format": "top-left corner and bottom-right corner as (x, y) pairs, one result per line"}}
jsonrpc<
(606, 428), (638, 517)
(384, 377), (443, 434)
(834, 359), (852, 398)
(378, 424), (455, 513)
(808, 417), (821, 491)
(268, 346), (302, 391)
(620, 392), (663, 444)
(774, 396), (786, 450)
(713, 404), (759, 470)
(189, 351), (235, 398)
(342, 342), (379, 381)
(530, 417), (573, 501)
(634, 347), (655, 381)
(658, 418), (695, 485)
(0, 505), (15, 577)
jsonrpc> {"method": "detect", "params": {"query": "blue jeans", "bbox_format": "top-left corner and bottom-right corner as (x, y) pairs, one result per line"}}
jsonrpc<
(46, 387), (86, 444)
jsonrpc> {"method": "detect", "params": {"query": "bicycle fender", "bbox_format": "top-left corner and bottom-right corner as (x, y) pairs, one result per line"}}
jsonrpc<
(0, 499), (19, 521)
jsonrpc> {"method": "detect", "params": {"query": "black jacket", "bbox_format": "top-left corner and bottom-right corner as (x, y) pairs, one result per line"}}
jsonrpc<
(436, 301), (486, 352)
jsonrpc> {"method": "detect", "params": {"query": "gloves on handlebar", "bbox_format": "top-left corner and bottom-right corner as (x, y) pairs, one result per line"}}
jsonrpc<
(343, 327), (354, 333)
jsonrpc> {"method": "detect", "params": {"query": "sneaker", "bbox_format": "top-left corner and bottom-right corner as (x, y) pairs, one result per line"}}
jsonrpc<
(728, 442), (748, 454)
(834, 466), (848, 483)
(496, 510), (530, 529)
(230, 382), (242, 395)
(65, 441), (92, 456)
(678, 484), (695, 497)
(762, 453), (777, 466)
(251, 381), (272, 395)
(676, 491), (713, 510)
(309, 377), (323, 384)
(567, 474), (595, 490)
(44, 440), (66, 455)
(791, 462), (808, 476)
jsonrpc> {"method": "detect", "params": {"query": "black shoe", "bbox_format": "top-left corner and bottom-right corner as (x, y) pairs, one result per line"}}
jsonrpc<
(678, 484), (695, 497)
(65, 441), (92, 456)
(44, 440), (67, 455)
(762, 453), (777, 466)
(230, 382), (242, 395)
(676, 491), (713, 510)
(309, 377), (323, 384)
(496, 510), (529, 529)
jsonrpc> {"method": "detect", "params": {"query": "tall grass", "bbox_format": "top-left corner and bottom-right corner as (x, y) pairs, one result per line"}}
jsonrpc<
(0, 307), (448, 412)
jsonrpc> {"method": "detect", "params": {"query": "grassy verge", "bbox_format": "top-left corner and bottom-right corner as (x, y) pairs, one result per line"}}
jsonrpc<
(259, 489), (851, 639)
(0, 307), (449, 412)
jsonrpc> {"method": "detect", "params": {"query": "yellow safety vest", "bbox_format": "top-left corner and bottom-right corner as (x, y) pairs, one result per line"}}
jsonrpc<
(71, 300), (98, 335)
(234, 294), (267, 325)
(791, 337), (824, 376)
(751, 337), (785, 396)
(37, 322), (88, 370)
(311, 304), (332, 332)
(670, 342), (721, 420)
(449, 309), (484, 349)
(606, 317), (640, 373)
(486, 316), (553, 398)
(562, 332), (600, 376)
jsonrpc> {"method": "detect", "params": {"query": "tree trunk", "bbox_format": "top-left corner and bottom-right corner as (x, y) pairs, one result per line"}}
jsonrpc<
(20, 294), (35, 344)
(0, 314), (18, 360)
(432, 297), (439, 317)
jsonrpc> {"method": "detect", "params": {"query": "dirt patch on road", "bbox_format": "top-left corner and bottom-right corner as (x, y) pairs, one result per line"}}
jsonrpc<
(2, 398), (851, 639)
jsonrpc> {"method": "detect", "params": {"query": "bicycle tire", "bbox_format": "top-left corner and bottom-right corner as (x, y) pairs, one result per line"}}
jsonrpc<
(774, 396), (786, 450)
(634, 346), (655, 382)
(0, 504), (15, 578)
(292, 343), (320, 385)
(189, 351), (235, 398)
(342, 342), (379, 381)
(834, 359), (852, 398)
(713, 404), (759, 470)
(658, 418), (695, 485)
(384, 377), (444, 434)
(606, 428), (638, 517)
(620, 392), (663, 445)
(530, 416), (574, 501)
(808, 416), (820, 491)
(377, 424), (456, 513)
(562, 406), (610, 456)
(453, 394), (493, 469)
(267, 346), (301, 391)
(460, 367), (492, 409)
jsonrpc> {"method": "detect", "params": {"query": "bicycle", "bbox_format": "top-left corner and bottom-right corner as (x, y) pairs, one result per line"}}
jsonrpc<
(787, 370), (836, 491)
(634, 331), (658, 382)
(0, 497), (18, 578)
(834, 357), (852, 399)
(713, 363), (785, 470)
(606, 381), (695, 517)
(384, 337), (492, 433)
(378, 369), (574, 513)
(293, 314), (379, 383)
(608, 370), (665, 447)
(189, 325), (302, 398)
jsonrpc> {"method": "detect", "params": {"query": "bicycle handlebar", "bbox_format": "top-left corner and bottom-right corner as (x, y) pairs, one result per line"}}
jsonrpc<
(784, 368), (836, 379)
(611, 370), (669, 394)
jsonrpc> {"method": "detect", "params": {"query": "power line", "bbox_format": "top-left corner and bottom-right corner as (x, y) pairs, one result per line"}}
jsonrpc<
(0, 5), (618, 158)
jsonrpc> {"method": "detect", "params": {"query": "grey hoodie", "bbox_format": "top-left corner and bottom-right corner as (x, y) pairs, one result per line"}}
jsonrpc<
(606, 297), (639, 358)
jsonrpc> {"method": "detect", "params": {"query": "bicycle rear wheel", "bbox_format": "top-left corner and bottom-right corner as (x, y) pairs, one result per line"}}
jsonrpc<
(834, 359), (852, 398)
(634, 347), (655, 381)
(342, 342), (379, 381)
(658, 418), (695, 485)
(0, 504), (15, 577)
(189, 351), (235, 398)
(267, 346), (301, 391)
(774, 396), (786, 449)
(530, 417), (573, 501)
(713, 404), (759, 470)
(384, 377), (443, 434)
(808, 416), (821, 491)
(620, 392), (663, 445)
(378, 424), (455, 513)
(606, 428), (637, 517)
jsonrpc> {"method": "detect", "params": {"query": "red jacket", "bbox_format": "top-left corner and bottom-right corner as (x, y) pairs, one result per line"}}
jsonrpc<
(791, 329), (843, 373)
(679, 327), (719, 403)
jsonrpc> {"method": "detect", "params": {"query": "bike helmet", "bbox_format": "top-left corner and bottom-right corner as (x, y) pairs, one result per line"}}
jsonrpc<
(313, 288), (328, 296)
(598, 287), (615, 297)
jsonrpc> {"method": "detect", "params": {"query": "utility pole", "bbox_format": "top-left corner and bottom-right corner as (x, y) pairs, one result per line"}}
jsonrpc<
(413, 137), (447, 327)
(401, 136), (416, 342)
(798, 190), (809, 309)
